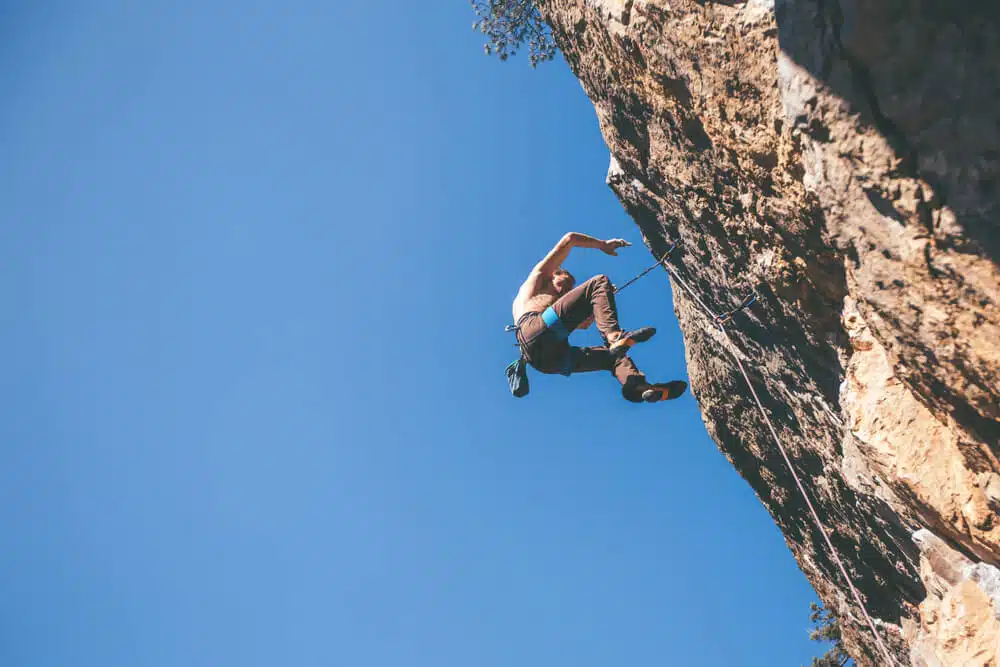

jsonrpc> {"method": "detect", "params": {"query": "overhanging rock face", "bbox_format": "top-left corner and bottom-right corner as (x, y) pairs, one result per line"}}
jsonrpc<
(536, 0), (1000, 664)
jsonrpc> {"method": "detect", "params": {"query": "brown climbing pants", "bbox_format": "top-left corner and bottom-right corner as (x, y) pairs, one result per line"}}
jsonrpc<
(517, 274), (648, 402)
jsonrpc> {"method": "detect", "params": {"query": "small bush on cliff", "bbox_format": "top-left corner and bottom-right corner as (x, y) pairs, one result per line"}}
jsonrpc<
(470, 0), (557, 67)
(803, 601), (853, 667)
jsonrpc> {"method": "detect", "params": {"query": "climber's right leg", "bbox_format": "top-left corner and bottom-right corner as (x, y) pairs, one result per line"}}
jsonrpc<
(550, 274), (656, 351)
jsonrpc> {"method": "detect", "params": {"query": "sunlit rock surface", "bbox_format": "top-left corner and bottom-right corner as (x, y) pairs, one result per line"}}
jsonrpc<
(537, 0), (1000, 663)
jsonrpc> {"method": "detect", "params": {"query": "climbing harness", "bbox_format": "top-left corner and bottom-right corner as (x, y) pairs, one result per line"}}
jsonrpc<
(505, 306), (577, 383)
(651, 243), (899, 667)
(505, 307), (570, 344)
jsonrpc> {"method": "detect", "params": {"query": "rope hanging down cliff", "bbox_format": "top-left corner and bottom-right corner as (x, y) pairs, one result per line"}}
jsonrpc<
(653, 244), (899, 667)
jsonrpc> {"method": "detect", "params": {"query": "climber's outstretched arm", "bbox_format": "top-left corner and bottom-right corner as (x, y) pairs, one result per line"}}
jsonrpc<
(532, 233), (631, 277)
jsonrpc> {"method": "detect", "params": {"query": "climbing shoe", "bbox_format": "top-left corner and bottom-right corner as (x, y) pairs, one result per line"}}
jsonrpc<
(609, 327), (656, 357)
(641, 380), (688, 403)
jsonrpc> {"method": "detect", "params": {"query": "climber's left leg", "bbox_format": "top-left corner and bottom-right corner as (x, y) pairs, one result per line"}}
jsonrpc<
(549, 274), (622, 342)
(570, 346), (653, 402)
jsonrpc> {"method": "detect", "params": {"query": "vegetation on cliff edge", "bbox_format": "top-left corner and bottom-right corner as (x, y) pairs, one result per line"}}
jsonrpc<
(804, 602), (853, 667)
(471, 0), (556, 67)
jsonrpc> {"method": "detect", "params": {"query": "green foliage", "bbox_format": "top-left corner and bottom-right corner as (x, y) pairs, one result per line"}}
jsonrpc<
(804, 602), (853, 667)
(470, 0), (557, 67)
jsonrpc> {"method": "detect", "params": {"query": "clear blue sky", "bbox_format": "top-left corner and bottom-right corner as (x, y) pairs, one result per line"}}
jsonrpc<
(2, 1), (824, 665)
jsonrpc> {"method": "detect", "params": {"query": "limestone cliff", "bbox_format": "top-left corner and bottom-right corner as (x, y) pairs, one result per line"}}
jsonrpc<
(535, 0), (1000, 664)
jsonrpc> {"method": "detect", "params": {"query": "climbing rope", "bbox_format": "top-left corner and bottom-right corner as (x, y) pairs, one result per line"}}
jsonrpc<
(654, 246), (899, 667)
(613, 243), (676, 295)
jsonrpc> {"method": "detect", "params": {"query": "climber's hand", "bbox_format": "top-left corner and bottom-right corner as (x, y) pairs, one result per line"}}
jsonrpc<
(601, 238), (631, 256)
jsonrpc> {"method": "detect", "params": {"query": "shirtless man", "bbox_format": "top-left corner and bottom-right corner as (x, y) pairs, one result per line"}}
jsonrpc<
(512, 232), (688, 403)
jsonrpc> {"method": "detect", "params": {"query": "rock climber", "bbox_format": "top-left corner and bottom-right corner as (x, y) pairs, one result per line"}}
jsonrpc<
(511, 232), (688, 403)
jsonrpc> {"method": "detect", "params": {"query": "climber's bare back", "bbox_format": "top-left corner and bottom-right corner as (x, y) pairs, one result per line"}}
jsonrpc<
(512, 276), (559, 322)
